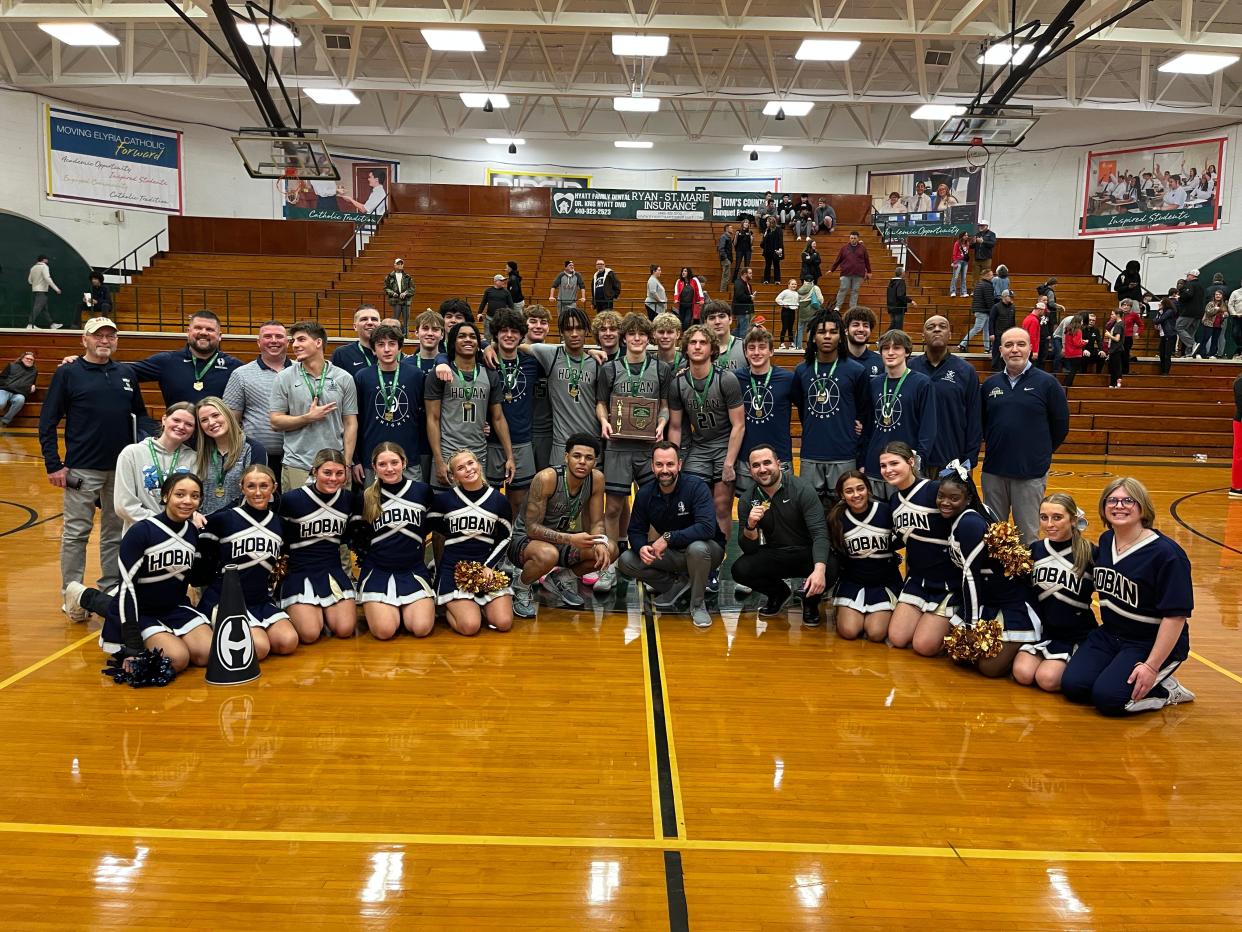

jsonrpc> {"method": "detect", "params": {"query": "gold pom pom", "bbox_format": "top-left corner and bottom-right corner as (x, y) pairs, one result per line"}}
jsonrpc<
(268, 554), (289, 593)
(944, 617), (1006, 662)
(983, 519), (1033, 578)
(453, 561), (511, 595)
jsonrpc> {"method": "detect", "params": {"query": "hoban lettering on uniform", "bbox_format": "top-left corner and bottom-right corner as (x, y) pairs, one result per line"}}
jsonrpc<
(846, 532), (889, 556)
(229, 535), (281, 560)
(1034, 563), (1079, 591)
(449, 512), (496, 534)
(892, 509), (930, 533)
(1094, 567), (1139, 608)
(148, 547), (193, 574)
(301, 515), (345, 537)
(376, 503), (426, 530)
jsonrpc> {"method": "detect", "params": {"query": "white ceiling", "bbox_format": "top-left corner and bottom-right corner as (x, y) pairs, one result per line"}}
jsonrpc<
(3, 0), (1240, 154)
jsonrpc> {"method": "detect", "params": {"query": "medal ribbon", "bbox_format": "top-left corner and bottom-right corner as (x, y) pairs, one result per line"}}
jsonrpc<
(146, 439), (181, 486)
(621, 355), (650, 395)
(454, 365), (477, 401)
(192, 351), (219, 385)
(748, 367), (772, 412)
(880, 370), (910, 422)
(300, 363), (329, 403)
(499, 356), (519, 392)
(688, 367), (716, 417)
(377, 362), (400, 412)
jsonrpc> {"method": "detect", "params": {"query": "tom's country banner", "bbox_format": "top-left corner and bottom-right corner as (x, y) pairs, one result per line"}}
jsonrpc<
(46, 105), (184, 214)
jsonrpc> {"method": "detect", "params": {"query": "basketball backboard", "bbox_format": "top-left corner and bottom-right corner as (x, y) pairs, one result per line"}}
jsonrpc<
(929, 106), (1039, 147)
(231, 128), (340, 180)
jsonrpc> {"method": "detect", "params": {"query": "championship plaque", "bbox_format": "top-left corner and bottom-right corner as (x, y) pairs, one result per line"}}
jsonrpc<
(613, 396), (660, 440)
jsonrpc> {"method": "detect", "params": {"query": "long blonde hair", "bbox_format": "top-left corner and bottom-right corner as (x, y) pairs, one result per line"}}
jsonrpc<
(194, 396), (245, 477)
(1041, 492), (1093, 577)
(363, 441), (408, 523)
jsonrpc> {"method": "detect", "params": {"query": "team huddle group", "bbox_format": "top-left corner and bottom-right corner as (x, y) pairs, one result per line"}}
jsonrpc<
(39, 296), (1195, 713)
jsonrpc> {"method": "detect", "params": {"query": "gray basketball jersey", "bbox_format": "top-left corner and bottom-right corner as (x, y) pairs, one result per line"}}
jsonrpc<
(670, 367), (743, 449)
(598, 357), (671, 452)
(424, 364), (501, 458)
(529, 342), (602, 448)
(716, 335), (747, 371)
(515, 466), (594, 537)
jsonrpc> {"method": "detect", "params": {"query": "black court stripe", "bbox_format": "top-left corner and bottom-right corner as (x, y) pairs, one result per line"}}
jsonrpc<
(1169, 488), (1242, 557)
(642, 586), (690, 931)
(0, 501), (38, 538)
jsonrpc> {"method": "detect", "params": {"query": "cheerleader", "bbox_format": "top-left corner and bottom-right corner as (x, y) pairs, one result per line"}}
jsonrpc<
(939, 468), (1042, 677)
(277, 448), (357, 644)
(65, 473), (211, 669)
(1062, 478), (1195, 714)
(1012, 493), (1098, 692)
(193, 396), (268, 516)
(354, 442), (436, 639)
(827, 470), (902, 642)
(196, 464), (298, 660)
(114, 401), (199, 532)
(430, 449), (515, 636)
(880, 441), (958, 655)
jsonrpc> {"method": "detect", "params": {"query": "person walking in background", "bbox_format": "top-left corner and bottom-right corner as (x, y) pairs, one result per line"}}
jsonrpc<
(1154, 297), (1178, 374)
(732, 267), (755, 337)
(972, 219), (997, 277)
(1061, 315), (1086, 389)
(1103, 308), (1126, 388)
(1051, 307), (1079, 373)
(733, 220), (753, 283)
(886, 266), (914, 333)
(775, 279), (801, 349)
(0, 350), (37, 428)
(1176, 268), (1205, 358)
(1121, 298), (1145, 371)
(795, 277), (825, 350)
(550, 260), (586, 316)
(802, 239), (824, 287)
(81, 271), (112, 324)
(717, 224), (735, 292)
(949, 232), (970, 297)
(960, 268), (995, 352)
(479, 274), (516, 319)
(760, 216), (784, 284)
(991, 264), (1011, 301)
(27, 255), (62, 329)
(591, 258), (622, 314)
(1114, 259), (1143, 304)
(829, 232), (868, 309)
(1228, 283), (1242, 359)
(383, 258), (414, 334)
(988, 289), (1017, 371)
(674, 267), (705, 330)
(506, 260), (525, 311)
(1201, 288), (1227, 358)
(645, 264), (667, 319)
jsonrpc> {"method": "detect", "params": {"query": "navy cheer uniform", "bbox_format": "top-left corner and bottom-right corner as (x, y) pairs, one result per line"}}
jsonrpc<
(430, 485), (514, 605)
(197, 503), (287, 628)
(278, 486), (357, 608)
(890, 479), (957, 613)
(1022, 539), (1097, 661)
(108, 513), (208, 649)
(948, 509), (1041, 643)
(1062, 530), (1192, 714)
(832, 500), (903, 614)
(355, 479), (435, 605)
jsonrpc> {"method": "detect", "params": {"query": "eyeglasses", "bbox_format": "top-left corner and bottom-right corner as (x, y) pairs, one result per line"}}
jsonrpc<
(1104, 496), (1137, 508)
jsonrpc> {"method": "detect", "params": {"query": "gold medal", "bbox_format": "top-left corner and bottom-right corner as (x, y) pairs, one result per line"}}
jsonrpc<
(881, 413), (892, 426)
(383, 410), (394, 422)
(751, 397), (763, 414)
(568, 384), (580, 400)
(193, 380), (204, 391)
(215, 487), (225, 498)
(504, 391), (513, 403)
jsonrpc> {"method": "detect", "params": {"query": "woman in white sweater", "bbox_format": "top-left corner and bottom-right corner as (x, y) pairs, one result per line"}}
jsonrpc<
(774, 278), (802, 349)
(114, 401), (200, 532)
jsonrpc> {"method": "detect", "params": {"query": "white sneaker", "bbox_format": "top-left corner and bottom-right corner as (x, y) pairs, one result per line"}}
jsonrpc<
(512, 581), (538, 619)
(98, 635), (122, 655)
(1163, 676), (1196, 706)
(50, 322), (64, 329)
(25, 324), (35, 330)
(592, 564), (617, 594)
(733, 582), (753, 597)
(63, 581), (89, 623)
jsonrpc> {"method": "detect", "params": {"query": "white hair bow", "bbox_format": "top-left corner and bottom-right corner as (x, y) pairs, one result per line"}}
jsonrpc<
(939, 459), (971, 481)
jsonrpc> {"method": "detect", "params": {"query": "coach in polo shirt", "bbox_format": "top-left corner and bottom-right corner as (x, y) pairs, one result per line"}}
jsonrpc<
(981, 327), (1069, 544)
(223, 319), (292, 482)
(270, 320), (359, 492)
(129, 309), (242, 405)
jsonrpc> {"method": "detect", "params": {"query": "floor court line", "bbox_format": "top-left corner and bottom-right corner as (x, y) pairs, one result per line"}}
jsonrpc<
(638, 608), (669, 842)
(3, 820), (1242, 864)
(650, 612), (687, 841)
(0, 631), (98, 692)
(1189, 651), (1242, 687)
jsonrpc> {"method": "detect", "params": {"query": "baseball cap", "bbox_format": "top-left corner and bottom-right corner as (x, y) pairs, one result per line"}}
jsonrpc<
(394, 257), (405, 264)
(494, 274), (505, 282)
(1001, 289), (1013, 297)
(84, 317), (118, 334)
(1187, 268), (1200, 277)
(978, 218), (989, 225)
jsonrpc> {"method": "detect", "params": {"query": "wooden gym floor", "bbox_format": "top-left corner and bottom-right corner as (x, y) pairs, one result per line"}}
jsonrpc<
(2, 429), (1242, 930)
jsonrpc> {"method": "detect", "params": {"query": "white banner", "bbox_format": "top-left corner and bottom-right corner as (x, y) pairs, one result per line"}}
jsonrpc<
(46, 106), (183, 214)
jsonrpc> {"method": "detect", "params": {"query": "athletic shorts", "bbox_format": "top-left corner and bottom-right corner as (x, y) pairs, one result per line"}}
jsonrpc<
(799, 459), (857, 502)
(487, 441), (537, 490)
(508, 534), (580, 570)
(533, 433), (554, 471)
(604, 445), (654, 495)
(683, 443), (730, 485)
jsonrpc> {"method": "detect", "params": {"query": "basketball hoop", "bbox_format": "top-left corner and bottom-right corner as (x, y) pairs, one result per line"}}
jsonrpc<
(966, 143), (990, 175)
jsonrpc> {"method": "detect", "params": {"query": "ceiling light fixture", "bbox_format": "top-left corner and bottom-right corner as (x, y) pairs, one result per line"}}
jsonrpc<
(486, 137), (526, 145)
(910, 104), (967, 120)
(460, 93), (510, 109)
(611, 34), (669, 57)
(976, 43), (1049, 65)
(37, 23), (120, 46)
(421, 29), (485, 52)
(795, 39), (860, 61)
(613, 96), (661, 112)
(304, 87), (360, 105)
(763, 101), (814, 117)
(615, 140), (654, 148)
(743, 144), (783, 153)
(236, 22), (300, 48)
(1158, 52), (1240, 75)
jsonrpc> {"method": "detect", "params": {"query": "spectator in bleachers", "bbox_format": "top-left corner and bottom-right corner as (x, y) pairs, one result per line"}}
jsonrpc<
(885, 266), (914, 333)
(761, 217), (784, 284)
(1061, 316), (1085, 389)
(592, 258), (622, 313)
(1103, 308), (1126, 387)
(1122, 299), (1145, 372)
(1051, 308), (1079, 373)
(775, 279), (801, 349)
(81, 271), (112, 324)
(795, 278), (825, 351)
(801, 237), (825, 288)
(0, 350), (37, 428)
(815, 198), (837, 234)
(828, 235), (866, 306)
(795, 202), (815, 240)
(988, 289), (1016, 371)
(1114, 259), (1143, 304)
(1228, 283), (1242, 359)
(674, 267), (705, 329)
(1176, 268), (1205, 358)
(778, 193), (797, 227)
(991, 264), (1011, 303)
(961, 268), (995, 352)
(332, 305), (381, 374)
(1083, 311), (1106, 373)
(645, 264), (667, 318)
(506, 261), (525, 311)
(550, 260), (586, 316)
(717, 224), (736, 292)
(480, 274), (516, 319)
(383, 258), (414, 334)
(758, 195), (780, 231)
(733, 221), (754, 284)
(1021, 302), (1046, 369)
(224, 320), (291, 483)
(1154, 297), (1178, 375)
(1201, 289), (1227, 358)
(950, 232), (971, 298)
(972, 220), (997, 277)
(732, 267), (755, 338)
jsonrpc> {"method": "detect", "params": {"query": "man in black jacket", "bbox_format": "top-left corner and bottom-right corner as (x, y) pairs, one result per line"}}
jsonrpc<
(885, 266), (915, 332)
(987, 289), (1016, 371)
(732, 267), (755, 337)
(717, 225), (735, 293)
(479, 274), (515, 318)
(732, 444), (834, 625)
(38, 318), (149, 624)
(0, 350), (37, 427)
(1176, 268), (1205, 357)
(960, 268), (995, 352)
(592, 259), (621, 313)
(972, 219), (997, 276)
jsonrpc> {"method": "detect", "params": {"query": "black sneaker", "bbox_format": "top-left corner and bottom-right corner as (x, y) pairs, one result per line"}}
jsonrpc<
(1230, 489), (1242, 499)
(758, 585), (792, 617)
(802, 598), (823, 627)
(706, 570), (720, 594)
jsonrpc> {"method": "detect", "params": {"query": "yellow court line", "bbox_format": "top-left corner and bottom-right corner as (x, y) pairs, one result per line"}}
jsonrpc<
(3, 820), (1242, 864)
(650, 613), (688, 841)
(1189, 651), (1242, 687)
(0, 631), (98, 692)
(637, 610), (667, 842)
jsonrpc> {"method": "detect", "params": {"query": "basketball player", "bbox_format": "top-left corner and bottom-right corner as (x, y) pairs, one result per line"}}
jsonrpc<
(862, 330), (937, 498)
(353, 324), (425, 483)
(488, 309), (542, 516)
(651, 313), (685, 371)
(703, 299), (747, 370)
(734, 325), (796, 502)
(524, 305), (555, 470)
(521, 308), (607, 457)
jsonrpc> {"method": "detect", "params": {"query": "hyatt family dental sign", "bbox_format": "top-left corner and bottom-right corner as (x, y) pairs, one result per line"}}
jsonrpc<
(552, 188), (712, 220)
(45, 106), (184, 214)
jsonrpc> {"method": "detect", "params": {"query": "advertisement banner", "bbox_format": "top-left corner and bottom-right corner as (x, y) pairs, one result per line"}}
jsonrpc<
(283, 206), (381, 226)
(1078, 136), (1225, 237)
(45, 106), (183, 214)
(551, 188), (716, 220)
(866, 164), (983, 239)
